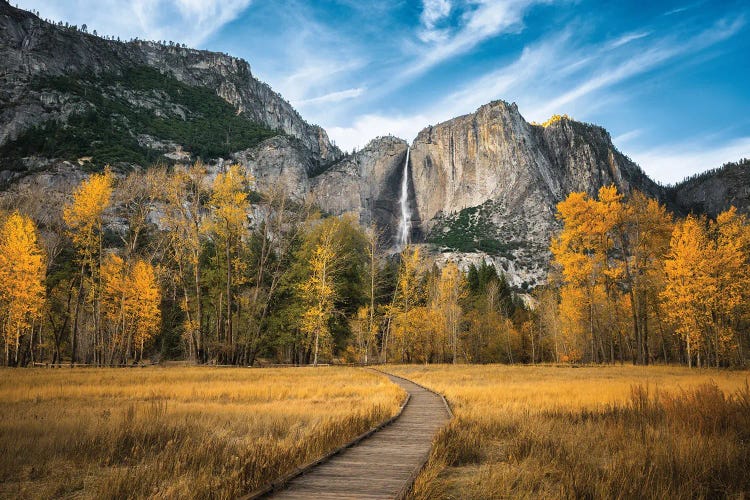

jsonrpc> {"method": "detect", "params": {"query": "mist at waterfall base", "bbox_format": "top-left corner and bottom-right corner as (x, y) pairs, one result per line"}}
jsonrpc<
(398, 147), (411, 250)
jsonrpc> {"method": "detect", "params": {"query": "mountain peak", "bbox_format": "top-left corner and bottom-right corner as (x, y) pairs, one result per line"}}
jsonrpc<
(0, 4), (342, 165)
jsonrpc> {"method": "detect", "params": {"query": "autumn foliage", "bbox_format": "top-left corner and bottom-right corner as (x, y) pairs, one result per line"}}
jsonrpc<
(0, 212), (46, 365)
(550, 186), (750, 366)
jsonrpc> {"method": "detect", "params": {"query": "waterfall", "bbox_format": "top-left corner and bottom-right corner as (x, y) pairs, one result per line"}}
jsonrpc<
(398, 147), (411, 249)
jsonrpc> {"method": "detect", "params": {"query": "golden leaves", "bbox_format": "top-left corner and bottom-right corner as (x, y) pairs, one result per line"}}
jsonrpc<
(63, 169), (114, 263)
(0, 212), (46, 352)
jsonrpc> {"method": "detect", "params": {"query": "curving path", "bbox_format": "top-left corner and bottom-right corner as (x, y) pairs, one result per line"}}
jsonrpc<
(267, 372), (451, 500)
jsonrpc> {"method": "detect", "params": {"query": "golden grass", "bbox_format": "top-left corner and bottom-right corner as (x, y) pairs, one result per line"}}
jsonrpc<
(0, 366), (403, 499)
(388, 364), (750, 499)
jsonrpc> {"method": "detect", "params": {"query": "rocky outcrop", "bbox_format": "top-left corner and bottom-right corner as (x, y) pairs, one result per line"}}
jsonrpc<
(0, 2), (340, 162)
(311, 136), (408, 242)
(667, 159), (750, 217)
(411, 101), (660, 229)
(232, 136), (315, 200)
(409, 101), (663, 285)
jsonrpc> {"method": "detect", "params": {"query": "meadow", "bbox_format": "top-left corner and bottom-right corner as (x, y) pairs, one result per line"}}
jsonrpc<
(388, 365), (750, 499)
(0, 366), (404, 499)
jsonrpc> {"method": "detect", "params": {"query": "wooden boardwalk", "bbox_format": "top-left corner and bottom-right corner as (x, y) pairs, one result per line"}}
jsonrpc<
(267, 372), (451, 500)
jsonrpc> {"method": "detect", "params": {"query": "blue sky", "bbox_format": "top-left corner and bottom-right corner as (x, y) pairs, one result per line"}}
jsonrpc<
(17, 0), (750, 184)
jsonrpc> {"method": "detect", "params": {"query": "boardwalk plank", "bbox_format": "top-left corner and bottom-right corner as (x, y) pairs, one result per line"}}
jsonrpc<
(267, 373), (450, 499)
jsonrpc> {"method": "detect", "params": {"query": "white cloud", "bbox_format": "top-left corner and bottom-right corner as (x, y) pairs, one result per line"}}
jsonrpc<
(278, 57), (364, 103)
(326, 12), (747, 161)
(630, 136), (750, 185)
(249, 2), (367, 116)
(612, 129), (644, 146)
(418, 0), (452, 43)
(663, 2), (703, 16)
(430, 14), (744, 128)
(438, 33), (564, 119)
(421, 0), (452, 27)
(17, 0), (251, 46)
(526, 45), (677, 120)
(608, 31), (650, 49)
(326, 113), (431, 152)
(403, 0), (551, 81)
(295, 87), (366, 107)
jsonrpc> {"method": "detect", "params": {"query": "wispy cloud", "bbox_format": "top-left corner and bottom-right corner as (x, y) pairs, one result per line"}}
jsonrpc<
(402, 0), (551, 82)
(17, 0), (251, 46)
(295, 87), (366, 107)
(663, 2), (704, 16)
(433, 15), (745, 125)
(418, 0), (453, 43)
(247, 1), (369, 122)
(612, 129), (644, 146)
(608, 31), (650, 49)
(278, 57), (364, 104)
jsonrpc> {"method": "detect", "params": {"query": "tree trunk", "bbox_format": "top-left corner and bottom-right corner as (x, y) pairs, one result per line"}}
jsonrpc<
(193, 248), (204, 363)
(226, 237), (232, 358)
(629, 289), (640, 365)
(313, 328), (319, 366)
(71, 269), (85, 367)
(642, 298), (649, 365)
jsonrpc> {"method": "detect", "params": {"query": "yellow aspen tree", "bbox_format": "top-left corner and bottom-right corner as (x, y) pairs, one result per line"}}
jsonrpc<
(613, 190), (672, 365)
(63, 169), (114, 365)
(709, 208), (749, 365)
(552, 191), (607, 362)
(595, 186), (625, 363)
(362, 225), (383, 364)
(351, 306), (377, 364)
(0, 212), (46, 365)
(402, 306), (441, 363)
(100, 253), (127, 363)
(554, 186), (672, 364)
(299, 219), (338, 366)
(127, 260), (161, 362)
(558, 283), (587, 363)
(386, 245), (422, 362)
(435, 262), (466, 363)
(209, 164), (251, 357)
(534, 287), (562, 363)
(662, 215), (713, 367)
(161, 162), (210, 362)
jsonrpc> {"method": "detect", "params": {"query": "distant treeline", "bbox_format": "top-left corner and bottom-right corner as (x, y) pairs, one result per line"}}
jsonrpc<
(669, 158), (750, 189)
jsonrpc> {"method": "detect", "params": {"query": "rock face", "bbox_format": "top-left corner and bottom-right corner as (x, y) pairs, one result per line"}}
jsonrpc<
(231, 136), (314, 200)
(668, 159), (750, 217)
(0, 2), (340, 162)
(231, 134), (411, 238)
(409, 101), (662, 285)
(310, 136), (408, 239)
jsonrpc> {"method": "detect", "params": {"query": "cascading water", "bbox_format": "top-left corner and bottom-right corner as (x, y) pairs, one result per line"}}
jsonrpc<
(397, 147), (411, 249)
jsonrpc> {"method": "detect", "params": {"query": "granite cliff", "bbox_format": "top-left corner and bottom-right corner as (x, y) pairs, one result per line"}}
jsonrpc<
(407, 102), (662, 286)
(0, 2), (340, 172)
(667, 159), (750, 217)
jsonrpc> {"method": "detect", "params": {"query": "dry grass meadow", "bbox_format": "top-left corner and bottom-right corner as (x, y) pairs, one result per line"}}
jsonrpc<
(0, 366), (404, 499)
(388, 365), (750, 499)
